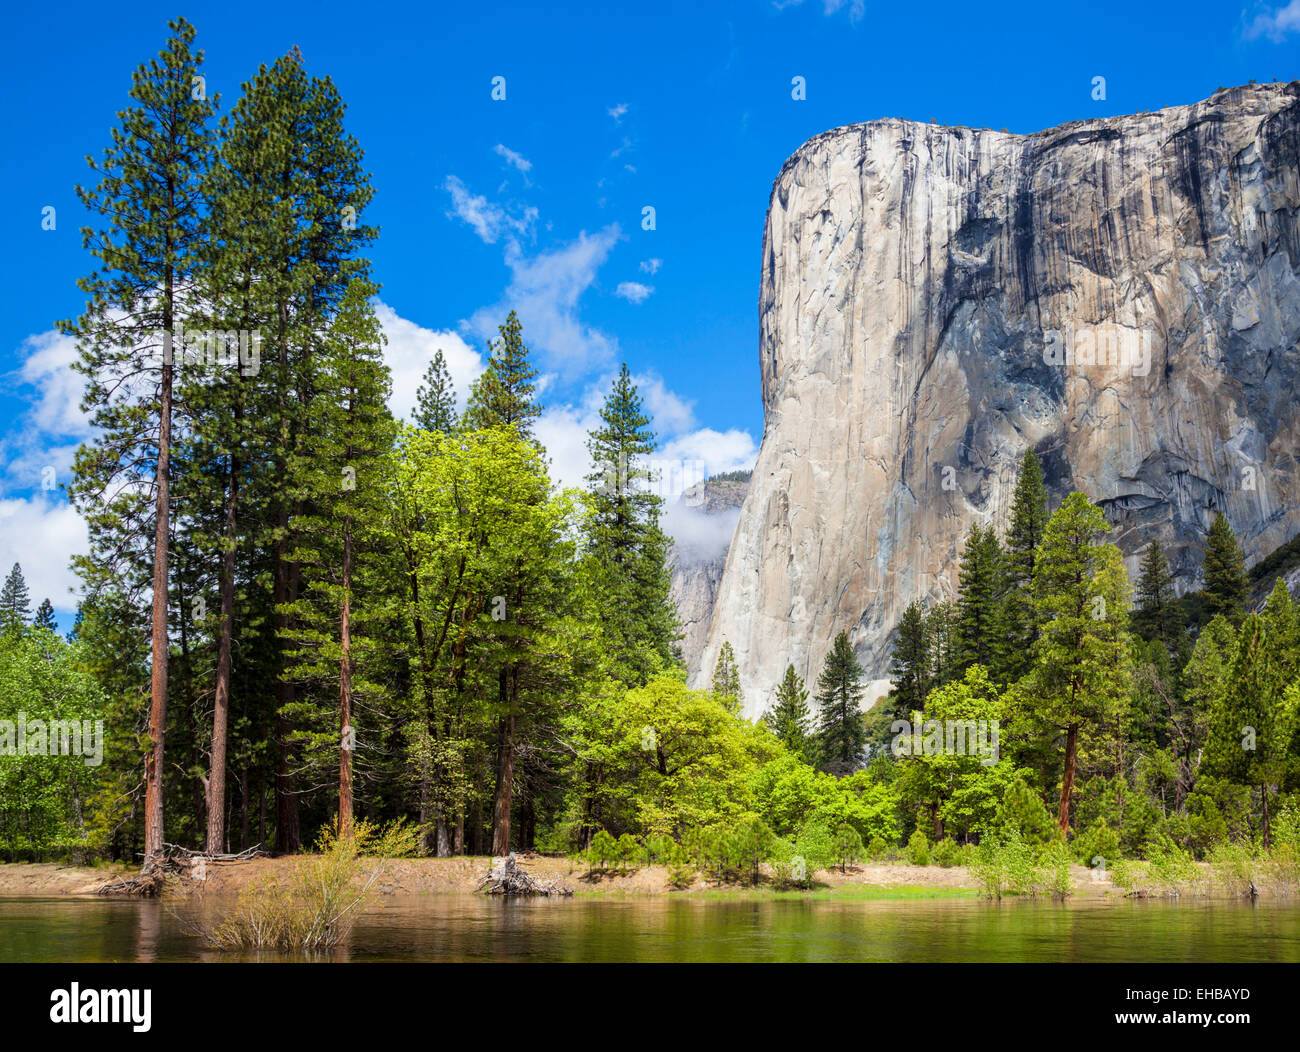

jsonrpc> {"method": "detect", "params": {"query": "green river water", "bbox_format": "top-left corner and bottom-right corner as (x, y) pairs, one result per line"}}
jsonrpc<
(3, 894), (1300, 962)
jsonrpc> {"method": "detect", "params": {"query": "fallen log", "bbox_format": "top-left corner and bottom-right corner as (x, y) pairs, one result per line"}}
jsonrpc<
(476, 852), (573, 896)
(95, 842), (267, 896)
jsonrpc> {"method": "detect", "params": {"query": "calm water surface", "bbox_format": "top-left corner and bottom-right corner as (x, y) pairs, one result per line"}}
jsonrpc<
(3, 894), (1299, 963)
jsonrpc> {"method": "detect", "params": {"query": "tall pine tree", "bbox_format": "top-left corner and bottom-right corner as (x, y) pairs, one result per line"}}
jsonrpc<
(1030, 492), (1131, 834)
(583, 364), (679, 683)
(33, 599), (58, 633)
(1203, 513), (1249, 625)
(414, 348), (458, 432)
(1001, 448), (1049, 680)
(763, 664), (811, 759)
(954, 523), (1005, 675)
(463, 311), (541, 435)
(814, 631), (866, 770)
(63, 18), (216, 864)
(0, 564), (32, 630)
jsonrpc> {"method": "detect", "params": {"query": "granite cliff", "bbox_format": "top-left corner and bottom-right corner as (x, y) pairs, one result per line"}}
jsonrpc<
(694, 82), (1300, 720)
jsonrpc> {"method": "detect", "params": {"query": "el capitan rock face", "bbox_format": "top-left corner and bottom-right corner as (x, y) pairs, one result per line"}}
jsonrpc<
(696, 82), (1300, 720)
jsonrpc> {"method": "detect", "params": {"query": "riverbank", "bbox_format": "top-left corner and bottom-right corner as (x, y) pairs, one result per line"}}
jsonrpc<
(0, 856), (1136, 899)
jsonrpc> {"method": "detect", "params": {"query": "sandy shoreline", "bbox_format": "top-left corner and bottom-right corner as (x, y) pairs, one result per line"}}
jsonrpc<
(0, 856), (1136, 899)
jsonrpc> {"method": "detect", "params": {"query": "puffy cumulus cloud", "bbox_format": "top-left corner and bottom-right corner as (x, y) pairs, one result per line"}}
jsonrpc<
(535, 400), (601, 492)
(467, 226), (622, 379)
(1244, 1), (1300, 41)
(639, 258), (662, 275)
(657, 427), (757, 481)
(444, 175), (537, 244)
(0, 328), (92, 492)
(0, 496), (87, 613)
(607, 103), (628, 123)
(615, 281), (653, 304)
(17, 329), (91, 439)
(374, 301), (483, 422)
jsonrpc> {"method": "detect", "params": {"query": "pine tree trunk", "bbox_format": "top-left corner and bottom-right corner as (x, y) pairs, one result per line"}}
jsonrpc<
(273, 541), (300, 854)
(206, 457), (237, 853)
(338, 523), (354, 838)
(1057, 722), (1079, 834)
(492, 678), (515, 856)
(144, 281), (174, 868)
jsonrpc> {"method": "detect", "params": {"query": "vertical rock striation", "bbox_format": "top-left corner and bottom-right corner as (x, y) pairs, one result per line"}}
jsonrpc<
(698, 83), (1300, 720)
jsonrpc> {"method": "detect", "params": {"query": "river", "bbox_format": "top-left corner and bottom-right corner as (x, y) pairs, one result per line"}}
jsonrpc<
(3, 894), (1300, 962)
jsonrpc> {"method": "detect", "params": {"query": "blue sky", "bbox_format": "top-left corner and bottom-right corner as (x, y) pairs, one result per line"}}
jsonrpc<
(1, 0), (1298, 623)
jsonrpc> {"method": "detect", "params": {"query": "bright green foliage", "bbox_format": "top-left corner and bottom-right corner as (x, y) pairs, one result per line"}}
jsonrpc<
(0, 631), (108, 858)
(566, 675), (783, 840)
(932, 837), (961, 867)
(414, 348), (458, 432)
(905, 829), (931, 865)
(1202, 514), (1249, 625)
(1203, 608), (1298, 847)
(763, 664), (812, 760)
(582, 364), (679, 685)
(463, 310), (541, 436)
(832, 823), (865, 872)
(814, 631), (866, 769)
(994, 774), (1059, 845)
(894, 664), (1014, 841)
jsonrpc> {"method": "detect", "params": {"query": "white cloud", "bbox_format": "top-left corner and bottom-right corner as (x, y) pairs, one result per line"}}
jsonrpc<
(375, 301), (483, 421)
(639, 258), (662, 275)
(467, 226), (622, 378)
(1244, 0), (1300, 40)
(494, 143), (533, 174)
(0, 496), (87, 613)
(444, 175), (537, 244)
(615, 281), (654, 304)
(608, 103), (628, 123)
(663, 500), (742, 566)
(634, 372), (695, 434)
(658, 427), (758, 480)
(536, 400), (601, 492)
(0, 328), (91, 494)
(17, 330), (92, 439)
